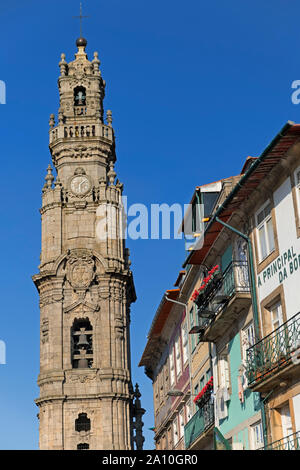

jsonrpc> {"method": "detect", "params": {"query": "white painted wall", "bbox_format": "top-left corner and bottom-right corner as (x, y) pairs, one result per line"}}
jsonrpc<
(292, 394), (300, 432)
(256, 176), (300, 320)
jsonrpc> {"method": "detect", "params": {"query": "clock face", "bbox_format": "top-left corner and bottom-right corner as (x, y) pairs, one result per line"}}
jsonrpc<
(70, 175), (91, 195)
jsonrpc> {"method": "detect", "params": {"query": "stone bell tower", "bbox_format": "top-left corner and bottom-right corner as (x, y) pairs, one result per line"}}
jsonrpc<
(32, 36), (140, 450)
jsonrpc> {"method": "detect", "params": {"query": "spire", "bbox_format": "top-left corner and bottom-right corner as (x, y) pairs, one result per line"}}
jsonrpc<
(73, 2), (89, 50)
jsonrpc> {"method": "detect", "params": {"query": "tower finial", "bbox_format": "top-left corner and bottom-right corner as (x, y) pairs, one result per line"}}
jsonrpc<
(73, 2), (89, 47)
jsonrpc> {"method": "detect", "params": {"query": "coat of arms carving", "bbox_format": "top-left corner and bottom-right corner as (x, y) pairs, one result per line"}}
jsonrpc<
(66, 249), (95, 289)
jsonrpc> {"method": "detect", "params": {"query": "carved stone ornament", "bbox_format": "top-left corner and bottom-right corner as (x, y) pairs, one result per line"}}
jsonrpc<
(66, 249), (95, 289)
(68, 372), (97, 384)
(41, 318), (49, 343)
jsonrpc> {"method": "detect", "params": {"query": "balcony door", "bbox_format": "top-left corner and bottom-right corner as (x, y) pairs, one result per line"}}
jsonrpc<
(270, 301), (287, 362)
(221, 245), (233, 296)
(271, 301), (283, 331)
(280, 404), (294, 449)
(235, 239), (249, 291)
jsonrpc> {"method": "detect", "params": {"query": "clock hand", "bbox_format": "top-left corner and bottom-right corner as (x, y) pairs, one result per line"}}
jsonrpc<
(78, 178), (85, 190)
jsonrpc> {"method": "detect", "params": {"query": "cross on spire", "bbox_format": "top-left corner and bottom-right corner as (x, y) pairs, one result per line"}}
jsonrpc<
(73, 2), (89, 38)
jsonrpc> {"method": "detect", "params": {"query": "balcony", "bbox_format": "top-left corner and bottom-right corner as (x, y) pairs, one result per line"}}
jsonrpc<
(49, 122), (114, 145)
(246, 312), (300, 393)
(260, 431), (300, 450)
(195, 261), (251, 343)
(184, 398), (214, 449)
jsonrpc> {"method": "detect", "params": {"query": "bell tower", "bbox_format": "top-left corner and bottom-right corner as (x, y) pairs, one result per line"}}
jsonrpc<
(32, 36), (142, 450)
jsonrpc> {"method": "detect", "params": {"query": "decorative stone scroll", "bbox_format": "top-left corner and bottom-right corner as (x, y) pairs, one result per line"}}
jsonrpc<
(68, 371), (97, 384)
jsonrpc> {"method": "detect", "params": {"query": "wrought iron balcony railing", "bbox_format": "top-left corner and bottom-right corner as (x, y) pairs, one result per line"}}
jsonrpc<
(184, 397), (214, 449)
(196, 260), (250, 330)
(260, 431), (300, 450)
(246, 312), (300, 386)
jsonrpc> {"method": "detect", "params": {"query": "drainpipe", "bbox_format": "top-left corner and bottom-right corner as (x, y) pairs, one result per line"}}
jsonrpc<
(214, 216), (268, 448)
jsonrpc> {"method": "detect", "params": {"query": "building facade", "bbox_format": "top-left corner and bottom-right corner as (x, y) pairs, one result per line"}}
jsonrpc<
(185, 122), (300, 450)
(183, 176), (262, 450)
(142, 122), (300, 450)
(139, 286), (190, 450)
(32, 36), (143, 450)
(244, 123), (300, 449)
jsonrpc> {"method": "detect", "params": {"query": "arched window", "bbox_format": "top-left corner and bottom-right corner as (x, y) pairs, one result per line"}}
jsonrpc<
(71, 318), (93, 369)
(77, 443), (89, 450)
(75, 413), (91, 432)
(74, 86), (86, 106)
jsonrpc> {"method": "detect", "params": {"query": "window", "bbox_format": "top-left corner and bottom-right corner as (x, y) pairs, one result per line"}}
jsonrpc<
(175, 336), (182, 377)
(191, 199), (201, 233)
(295, 167), (300, 219)
(182, 323), (189, 364)
(242, 322), (256, 361)
(280, 404), (293, 444)
(251, 421), (264, 450)
(74, 86), (86, 106)
(179, 410), (185, 439)
(164, 361), (169, 385)
(256, 201), (275, 262)
(170, 349), (175, 386)
(75, 413), (91, 432)
(173, 417), (179, 445)
(206, 368), (211, 382)
(154, 380), (159, 408)
(186, 400), (192, 422)
(77, 443), (89, 450)
(296, 168), (300, 186)
(270, 301), (283, 332)
(200, 375), (205, 391)
(194, 384), (199, 397)
(189, 306), (196, 352)
(267, 300), (287, 362)
(71, 318), (93, 369)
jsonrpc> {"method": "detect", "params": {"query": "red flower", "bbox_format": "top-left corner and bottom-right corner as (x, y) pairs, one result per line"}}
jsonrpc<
(193, 376), (214, 403)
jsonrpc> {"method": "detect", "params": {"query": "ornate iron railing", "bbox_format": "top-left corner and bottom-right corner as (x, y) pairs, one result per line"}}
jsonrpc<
(246, 312), (300, 385)
(184, 397), (214, 448)
(197, 260), (250, 328)
(260, 431), (300, 450)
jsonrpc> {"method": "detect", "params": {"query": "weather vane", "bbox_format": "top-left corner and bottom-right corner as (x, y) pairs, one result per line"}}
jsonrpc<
(73, 2), (89, 38)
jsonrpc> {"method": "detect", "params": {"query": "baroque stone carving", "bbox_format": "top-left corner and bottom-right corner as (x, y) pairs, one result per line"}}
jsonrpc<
(66, 249), (95, 289)
(41, 318), (49, 343)
(68, 371), (97, 383)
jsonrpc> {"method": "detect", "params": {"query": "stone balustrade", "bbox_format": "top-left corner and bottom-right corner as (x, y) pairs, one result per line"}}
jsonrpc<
(49, 122), (113, 144)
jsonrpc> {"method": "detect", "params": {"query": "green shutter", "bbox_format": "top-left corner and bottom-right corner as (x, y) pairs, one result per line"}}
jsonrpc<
(221, 245), (232, 272)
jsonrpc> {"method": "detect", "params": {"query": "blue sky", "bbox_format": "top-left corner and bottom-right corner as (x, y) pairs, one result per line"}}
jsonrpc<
(0, 0), (300, 450)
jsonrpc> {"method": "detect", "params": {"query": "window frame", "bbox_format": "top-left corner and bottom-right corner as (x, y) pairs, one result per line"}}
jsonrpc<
(179, 409), (185, 440)
(255, 200), (275, 263)
(173, 417), (179, 445)
(186, 399), (192, 421)
(241, 321), (256, 362)
(182, 322), (189, 365)
(251, 421), (264, 450)
(169, 348), (175, 386)
(189, 306), (196, 353)
(270, 300), (284, 332)
(294, 166), (300, 220)
(175, 335), (182, 378)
